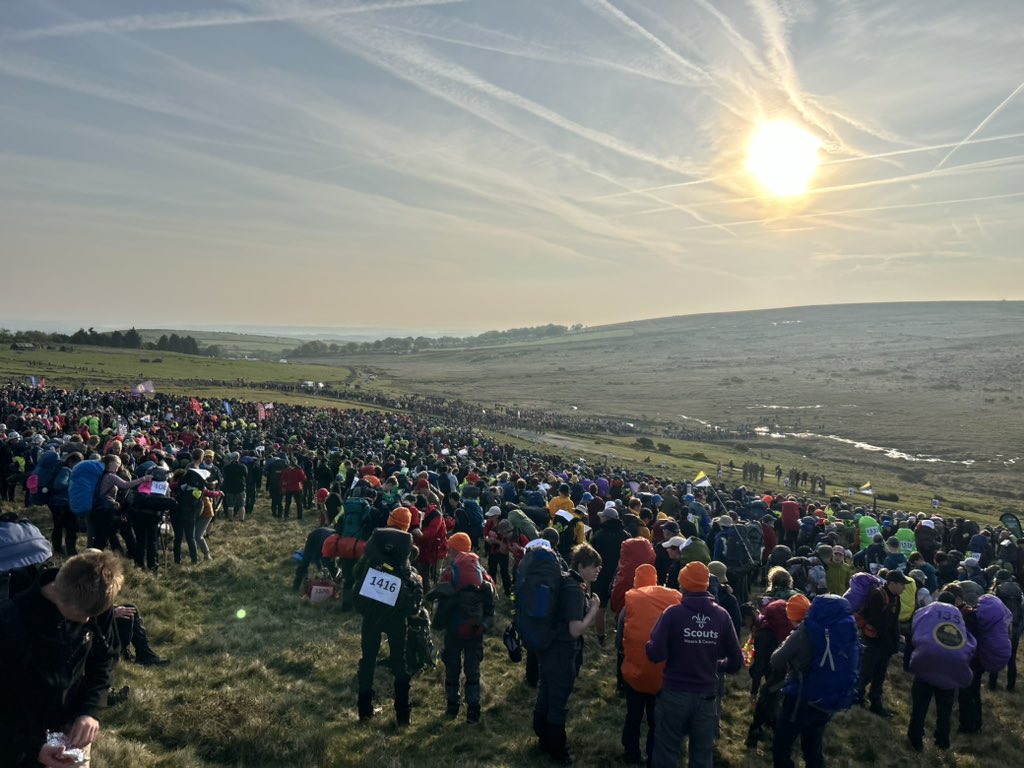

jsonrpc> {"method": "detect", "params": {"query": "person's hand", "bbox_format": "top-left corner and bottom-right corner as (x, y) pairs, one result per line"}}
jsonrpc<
(113, 605), (136, 620)
(37, 745), (77, 767)
(588, 594), (601, 613)
(67, 715), (99, 748)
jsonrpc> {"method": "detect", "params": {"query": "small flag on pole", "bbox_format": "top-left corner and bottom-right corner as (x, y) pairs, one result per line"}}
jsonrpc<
(257, 403), (266, 421)
(223, 400), (233, 417)
(693, 471), (712, 488)
(859, 481), (873, 496)
(29, 376), (37, 388)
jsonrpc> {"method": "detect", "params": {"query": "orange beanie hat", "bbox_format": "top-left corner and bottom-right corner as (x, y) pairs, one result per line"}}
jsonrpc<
(786, 594), (811, 623)
(678, 561), (710, 593)
(448, 532), (472, 554)
(387, 507), (412, 532)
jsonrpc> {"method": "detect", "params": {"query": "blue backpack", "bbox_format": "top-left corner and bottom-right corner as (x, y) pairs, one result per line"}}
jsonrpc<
(0, 517), (52, 602)
(68, 460), (106, 517)
(785, 594), (861, 711)
(514, 544), (568, 652)
(27, 450), (63, 506)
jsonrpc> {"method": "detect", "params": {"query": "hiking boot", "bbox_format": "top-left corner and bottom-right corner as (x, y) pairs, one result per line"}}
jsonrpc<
(357, 690), (374, 723)
(935, 736), (950, 750)
(137, 653), (169, 667)
(447, 703), (460, 720)
(466, 706), (481, 725)
(744, 728), (760, 749)
(547, 724), (572, 765)
(907, 734), (923, 753)
(107, 686), (131, 706)
(623, 751), (642, 764)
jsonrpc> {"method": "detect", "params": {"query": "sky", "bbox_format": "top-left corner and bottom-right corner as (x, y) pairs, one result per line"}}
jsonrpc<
(2, 0), (1023, 333)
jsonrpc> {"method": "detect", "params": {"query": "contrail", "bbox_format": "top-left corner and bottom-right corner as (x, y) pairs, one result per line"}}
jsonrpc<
(5, 0), (469, 40)
(933, 78), (1024, 171)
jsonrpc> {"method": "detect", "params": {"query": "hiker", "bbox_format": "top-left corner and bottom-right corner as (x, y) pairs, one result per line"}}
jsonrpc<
(771, 594), (861, 768)
(618, 563), (680, 765)
(858, 570), (905, 716)
(103, 603), (170, 668)
(353, 509), (424, 726)
(646, 561), (743, 768)
(989, 570), (1023, 691)
(906, 595), (975, 751)
(590, 503), (629, 644)
(0, 550), (124, 767)
(430, 533), (495, 724)
(172, 449), (206, 566)
(90, 454), (150, 553)
(745, 595), (804, 748)
(532, 542), (602, 765)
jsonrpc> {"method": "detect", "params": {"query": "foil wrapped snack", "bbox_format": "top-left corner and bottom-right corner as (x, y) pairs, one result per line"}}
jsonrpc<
(44, 731), (87, 766)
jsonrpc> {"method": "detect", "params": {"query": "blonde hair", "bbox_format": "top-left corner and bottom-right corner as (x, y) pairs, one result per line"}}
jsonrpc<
(767, 566), (793, 590)
(52, 550), (124, 618)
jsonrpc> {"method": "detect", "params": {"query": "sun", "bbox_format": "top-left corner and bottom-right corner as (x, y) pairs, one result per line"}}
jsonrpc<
(746, 120), (821, 198)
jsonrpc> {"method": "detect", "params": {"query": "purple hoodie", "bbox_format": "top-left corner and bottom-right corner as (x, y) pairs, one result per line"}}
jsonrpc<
(645, 592), (743, 695)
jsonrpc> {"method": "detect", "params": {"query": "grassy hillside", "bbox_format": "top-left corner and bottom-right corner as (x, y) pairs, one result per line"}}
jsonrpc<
(136, 330), (298, 357)
(11, 496), (1022, 768)
(321, 302), (1024, 502)
(0, 344), (351, 393)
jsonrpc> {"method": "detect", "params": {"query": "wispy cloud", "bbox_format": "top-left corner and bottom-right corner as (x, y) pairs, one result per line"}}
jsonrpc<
(4, 0), (470, 41)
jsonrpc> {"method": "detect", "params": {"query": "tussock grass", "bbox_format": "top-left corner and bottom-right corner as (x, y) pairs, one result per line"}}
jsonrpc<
(15, 501), (1024, 768)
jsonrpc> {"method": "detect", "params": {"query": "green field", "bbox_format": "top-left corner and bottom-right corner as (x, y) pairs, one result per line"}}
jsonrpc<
(0, 344), (351, 393)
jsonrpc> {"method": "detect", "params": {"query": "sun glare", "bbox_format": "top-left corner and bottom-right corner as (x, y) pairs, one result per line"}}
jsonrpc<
(746, 120), (821, 198)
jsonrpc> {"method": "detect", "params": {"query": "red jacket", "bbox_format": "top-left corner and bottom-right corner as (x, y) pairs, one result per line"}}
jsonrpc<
(780, 500), (801, 532)
(280, 466), (307, 493)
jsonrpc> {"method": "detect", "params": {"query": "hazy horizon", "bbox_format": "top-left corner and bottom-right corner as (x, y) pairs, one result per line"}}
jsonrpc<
(3, 1), (1023, 329)
(1, 298), (1019, 340)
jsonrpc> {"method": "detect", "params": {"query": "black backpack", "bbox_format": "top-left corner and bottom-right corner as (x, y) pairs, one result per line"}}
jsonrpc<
(353, 528), (420, 617)
(514, 544), (569, 652)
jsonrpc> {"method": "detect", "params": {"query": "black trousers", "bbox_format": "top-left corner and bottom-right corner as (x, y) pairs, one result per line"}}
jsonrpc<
(858, 642), (893, 707)
(132, 514), (160, 570)
(534, 642), (580, 727)
(958, 668), (983, 733)
(622, 683), (657, 763)
(487, 552), (512, 596)
(48, 504), (78, 556)
(358, 613), (409, 692)
(990, 632), (1021, 690)
(172, 510), (198, 564)
(908, 678), (954, 745)
(773, 694), (831, 768)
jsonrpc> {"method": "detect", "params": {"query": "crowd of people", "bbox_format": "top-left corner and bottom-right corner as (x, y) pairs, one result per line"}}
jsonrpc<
(0, 379), (1020, 767)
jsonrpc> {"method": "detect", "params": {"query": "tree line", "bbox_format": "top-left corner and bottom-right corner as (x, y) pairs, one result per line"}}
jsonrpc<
(1, 327), (208, 356)
(282, 323), (584, 358)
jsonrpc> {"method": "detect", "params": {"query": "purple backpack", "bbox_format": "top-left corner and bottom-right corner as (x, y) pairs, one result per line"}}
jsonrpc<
(843, 572), (883, 614)
(976, 594), (1012, 673)
(909, 602), (975, 689)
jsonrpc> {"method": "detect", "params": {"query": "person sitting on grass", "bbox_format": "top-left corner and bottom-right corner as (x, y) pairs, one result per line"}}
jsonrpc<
(0, 549), (124, 768)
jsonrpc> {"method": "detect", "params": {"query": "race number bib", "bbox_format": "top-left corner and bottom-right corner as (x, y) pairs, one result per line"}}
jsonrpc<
(149, 481), (169, 496)
(359, 568), (401, 607)
(865, 526), (879, 539)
